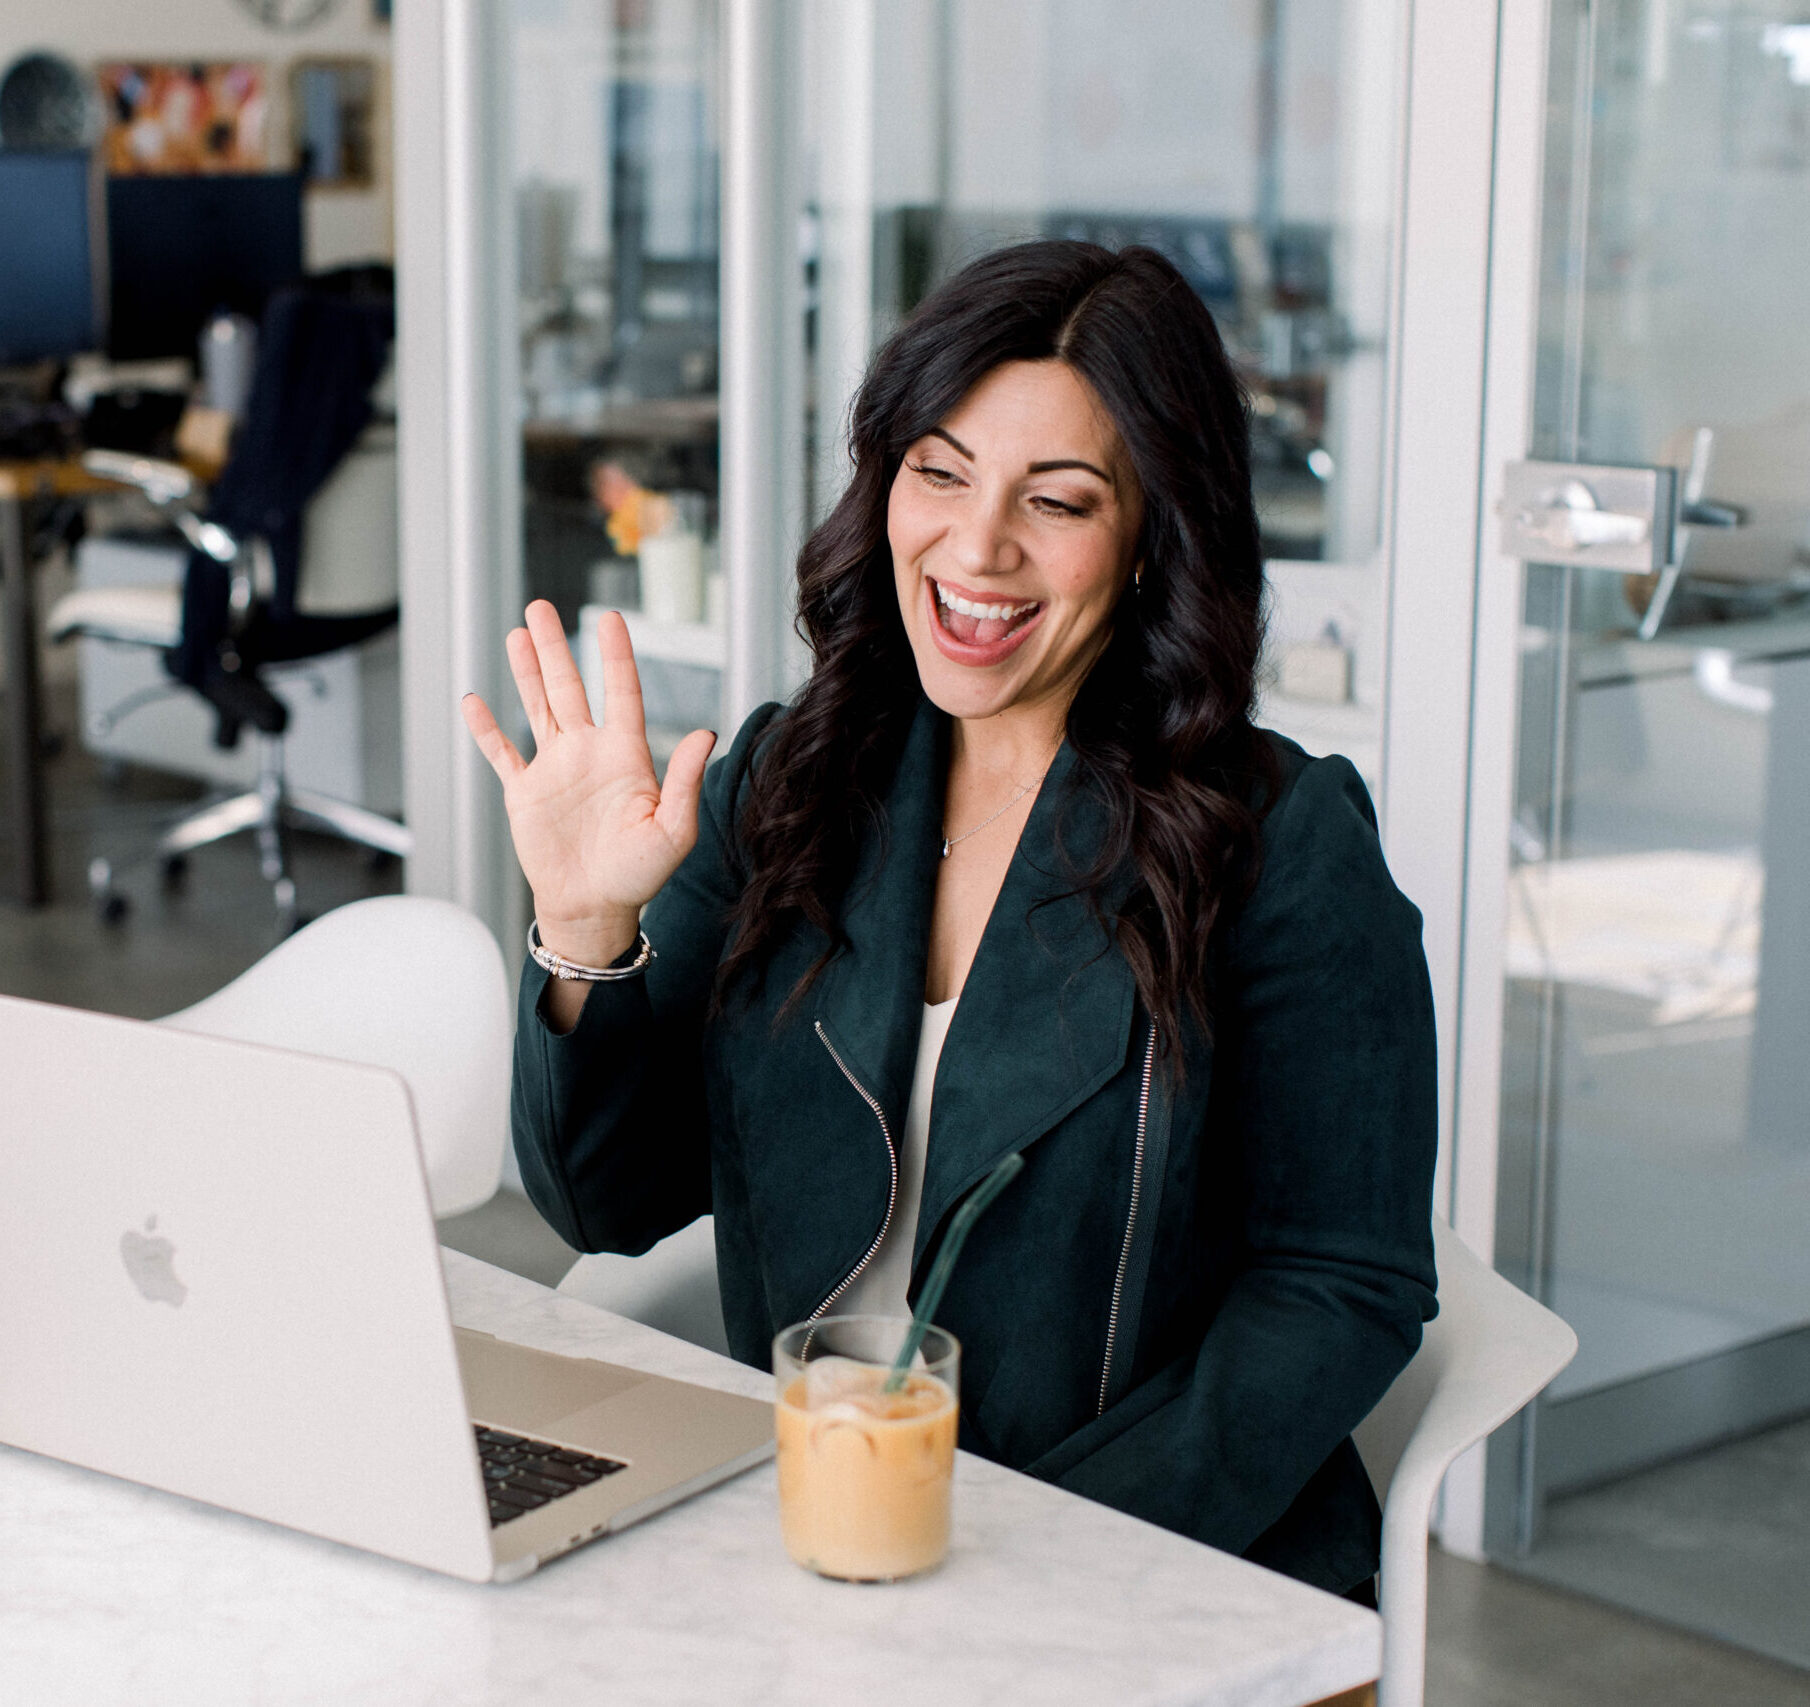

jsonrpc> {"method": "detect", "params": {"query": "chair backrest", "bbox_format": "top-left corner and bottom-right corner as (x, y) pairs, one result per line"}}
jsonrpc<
(1355, 1219), (1576, 1501)
(158, 897), (511, 1218)
(1354, 1218), (1577, 1707)
(167, 274), (395, 703)
(294, 419), (398, 615)
(555, 1216), (730, 1357)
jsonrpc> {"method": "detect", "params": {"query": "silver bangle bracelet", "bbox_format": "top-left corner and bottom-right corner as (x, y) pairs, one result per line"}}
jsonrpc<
(528, 920), (656, 982)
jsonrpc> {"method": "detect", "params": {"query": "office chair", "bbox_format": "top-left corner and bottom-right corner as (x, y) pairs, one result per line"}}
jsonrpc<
(158, 896), (512, 1217)
(1353, 1217), (1578, 1707)
(49, 272), (407, 924)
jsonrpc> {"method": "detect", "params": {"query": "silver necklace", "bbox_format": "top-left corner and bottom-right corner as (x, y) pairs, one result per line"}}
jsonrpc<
(941, 779), (1038, 859)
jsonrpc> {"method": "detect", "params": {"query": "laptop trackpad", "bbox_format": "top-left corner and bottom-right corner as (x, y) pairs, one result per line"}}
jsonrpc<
(454, 1327), (646, 1432)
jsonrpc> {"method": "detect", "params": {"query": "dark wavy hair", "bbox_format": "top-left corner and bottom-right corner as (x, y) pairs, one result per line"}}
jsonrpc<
(719, 240), (1276, 1057)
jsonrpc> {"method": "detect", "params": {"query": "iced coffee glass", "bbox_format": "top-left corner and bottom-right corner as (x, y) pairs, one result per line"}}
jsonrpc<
(773, 1315), (959, 1582)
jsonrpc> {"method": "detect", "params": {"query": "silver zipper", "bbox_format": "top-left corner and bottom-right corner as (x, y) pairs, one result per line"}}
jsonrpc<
(1098, 1024), (1157, 1416)
(809, 1022), (899, 1321)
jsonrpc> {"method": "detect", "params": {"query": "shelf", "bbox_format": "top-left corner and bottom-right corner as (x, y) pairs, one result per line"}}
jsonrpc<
(1257, 692), (1381, 794)
(576, 604), (725, 739)
(574, 604), (726, 671)
(524, 396), (719, 445)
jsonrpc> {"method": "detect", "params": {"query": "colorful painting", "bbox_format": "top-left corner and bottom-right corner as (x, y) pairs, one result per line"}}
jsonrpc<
(99, 63), (268, 175)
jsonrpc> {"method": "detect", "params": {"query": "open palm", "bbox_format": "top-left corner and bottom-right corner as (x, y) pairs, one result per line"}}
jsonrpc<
(461, 601), (715, 962)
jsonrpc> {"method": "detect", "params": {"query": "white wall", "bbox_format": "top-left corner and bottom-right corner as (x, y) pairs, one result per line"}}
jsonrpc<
(0, 0), (393, 268)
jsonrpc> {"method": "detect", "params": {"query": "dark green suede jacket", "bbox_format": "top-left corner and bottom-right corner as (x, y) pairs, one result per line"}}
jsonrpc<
(512, 696), (1438, 1595)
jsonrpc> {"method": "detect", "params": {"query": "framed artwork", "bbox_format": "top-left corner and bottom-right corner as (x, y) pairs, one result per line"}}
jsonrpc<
(99, 62), (268, 173)
(291, 58), (377, 188)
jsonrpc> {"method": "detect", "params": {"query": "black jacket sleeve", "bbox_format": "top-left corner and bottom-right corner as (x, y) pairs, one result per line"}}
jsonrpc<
(509, 705), (781, 1255)
(1029, 755), (1439, 1577)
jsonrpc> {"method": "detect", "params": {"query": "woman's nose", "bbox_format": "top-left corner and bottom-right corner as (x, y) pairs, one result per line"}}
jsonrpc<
(944, 495), (1023, 577)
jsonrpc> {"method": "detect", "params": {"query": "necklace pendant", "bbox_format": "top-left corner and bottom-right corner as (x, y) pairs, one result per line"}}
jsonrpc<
(940, 838), (952, 859)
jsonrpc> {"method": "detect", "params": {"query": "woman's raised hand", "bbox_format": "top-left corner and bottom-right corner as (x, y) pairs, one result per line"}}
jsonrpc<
(461, 602), (716, 967)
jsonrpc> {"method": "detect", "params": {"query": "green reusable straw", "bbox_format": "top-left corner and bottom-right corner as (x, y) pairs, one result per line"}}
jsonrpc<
(884, 1151), (1025, 1394)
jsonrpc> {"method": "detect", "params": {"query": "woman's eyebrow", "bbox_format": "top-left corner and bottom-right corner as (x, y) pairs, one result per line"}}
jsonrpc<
(924, 429), (1112, 486)
(1027, 458), (1112, 482)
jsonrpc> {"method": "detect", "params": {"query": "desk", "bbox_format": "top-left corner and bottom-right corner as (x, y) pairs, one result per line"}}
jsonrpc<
(0, 1250), (1380, 1706)
(0, 459), (127, 907)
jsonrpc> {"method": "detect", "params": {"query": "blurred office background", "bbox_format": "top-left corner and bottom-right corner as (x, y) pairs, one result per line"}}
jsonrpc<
(2, 3), (1807, 1701)
(0, 0), (405, 981)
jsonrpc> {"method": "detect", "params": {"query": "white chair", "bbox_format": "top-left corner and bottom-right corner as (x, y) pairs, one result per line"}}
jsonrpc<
(556, 1216), (730, 1356)
(1354, 1217), (1578, 1707)
(157, 895), (512, 1218)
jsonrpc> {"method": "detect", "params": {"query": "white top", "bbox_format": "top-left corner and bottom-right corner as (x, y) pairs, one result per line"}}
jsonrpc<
(839, 997), (958, 1320)
(0, 1249), (1381, 1706)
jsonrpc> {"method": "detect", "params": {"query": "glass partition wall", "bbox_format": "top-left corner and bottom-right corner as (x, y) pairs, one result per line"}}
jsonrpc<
(799, 0), (1407, 788)
(511, 0), (723, 761)
(494, 0), (1406, 775)
(1483, 0), (1810, 1667)
(803, 0), (1398, 560)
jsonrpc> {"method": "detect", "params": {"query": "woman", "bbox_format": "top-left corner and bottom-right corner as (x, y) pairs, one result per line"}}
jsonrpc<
(462, 241), (1437, 1599)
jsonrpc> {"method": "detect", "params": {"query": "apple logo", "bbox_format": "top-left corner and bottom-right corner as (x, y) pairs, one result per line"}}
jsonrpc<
(120, 1215), (187, 1307)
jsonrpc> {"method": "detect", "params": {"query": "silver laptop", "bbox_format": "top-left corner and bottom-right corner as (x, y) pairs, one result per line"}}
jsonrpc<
(0, 993), (773, 1583)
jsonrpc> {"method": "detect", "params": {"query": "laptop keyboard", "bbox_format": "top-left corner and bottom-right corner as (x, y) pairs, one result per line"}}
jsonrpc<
(475, 1425), (627, 1528)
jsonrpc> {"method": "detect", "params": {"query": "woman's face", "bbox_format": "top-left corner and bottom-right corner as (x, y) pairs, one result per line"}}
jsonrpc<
(888, 359), (1143, 729)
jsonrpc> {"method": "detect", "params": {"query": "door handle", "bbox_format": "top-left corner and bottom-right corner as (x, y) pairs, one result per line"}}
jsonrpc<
(1500, 463), (1676, 571)
(1515, 480), (1651, 552)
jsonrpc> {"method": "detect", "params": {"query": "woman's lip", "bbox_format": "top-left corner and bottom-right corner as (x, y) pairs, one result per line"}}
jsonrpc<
(924, 577), (1046, 668)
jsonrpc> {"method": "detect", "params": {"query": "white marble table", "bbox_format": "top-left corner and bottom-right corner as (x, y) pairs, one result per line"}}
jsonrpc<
(0, 1250), (1379, 1707)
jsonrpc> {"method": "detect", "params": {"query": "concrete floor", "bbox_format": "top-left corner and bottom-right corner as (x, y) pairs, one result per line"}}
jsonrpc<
(1427, 1545), (1810, 1707)
(0, 696), (403, 1019)
(3, 676), (1807, 1706)
(1516, 1416), (1810, 1673)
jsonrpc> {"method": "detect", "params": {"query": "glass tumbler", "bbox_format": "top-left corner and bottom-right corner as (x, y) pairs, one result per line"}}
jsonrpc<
(772, 1315), (959, 1581)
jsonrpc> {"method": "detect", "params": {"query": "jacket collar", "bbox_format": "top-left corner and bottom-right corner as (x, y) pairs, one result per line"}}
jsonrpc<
(812, 694), (1139, 1271)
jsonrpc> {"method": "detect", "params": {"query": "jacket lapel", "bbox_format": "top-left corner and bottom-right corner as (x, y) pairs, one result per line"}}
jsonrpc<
(807, 694), (1139, 1279)
(810, 699), (947, 1129)
(914, 741), (1137, 1267)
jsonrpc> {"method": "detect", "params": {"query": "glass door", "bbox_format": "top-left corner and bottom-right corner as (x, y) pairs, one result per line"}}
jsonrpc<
(1487, 0), (1810, 1667)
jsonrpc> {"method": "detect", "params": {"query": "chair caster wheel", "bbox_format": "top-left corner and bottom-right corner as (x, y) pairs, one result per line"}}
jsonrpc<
(98, 892), (130, 925)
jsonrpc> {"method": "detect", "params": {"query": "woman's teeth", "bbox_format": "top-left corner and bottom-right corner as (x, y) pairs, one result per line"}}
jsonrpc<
(933, 581), (1039, 647)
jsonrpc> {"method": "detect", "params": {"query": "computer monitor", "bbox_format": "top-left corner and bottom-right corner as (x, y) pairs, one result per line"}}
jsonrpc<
(106, 172), (304, 362)
(0, 150), (101, 364)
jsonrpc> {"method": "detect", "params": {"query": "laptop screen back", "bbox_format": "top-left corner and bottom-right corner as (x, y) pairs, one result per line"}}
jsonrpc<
(0, 996), (493, 1581)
